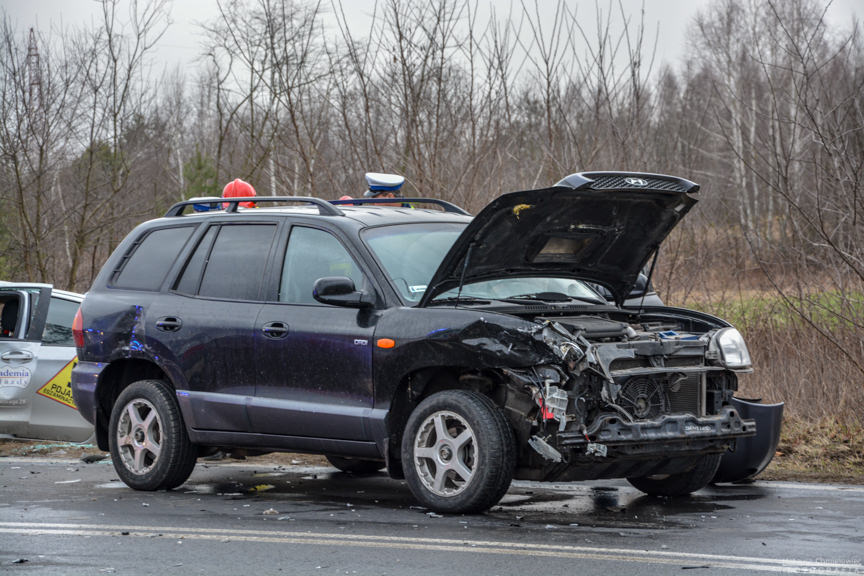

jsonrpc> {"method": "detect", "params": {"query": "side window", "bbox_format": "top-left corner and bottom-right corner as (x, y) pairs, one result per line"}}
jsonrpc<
(42, 297), (79, 347)
(174, 226), (219, 295)
(280, 227), (365, 304)
(113, 226), (195, 291)
(197, 224), (277, 301)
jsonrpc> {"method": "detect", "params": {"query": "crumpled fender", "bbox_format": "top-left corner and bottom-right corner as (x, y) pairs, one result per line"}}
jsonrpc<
(371, 309), (568, 410)
(713, 397), (784, 483)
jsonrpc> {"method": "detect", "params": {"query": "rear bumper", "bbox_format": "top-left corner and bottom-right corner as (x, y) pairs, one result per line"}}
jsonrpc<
(70, 360), (104, 425)
(558, 406), (756, 457)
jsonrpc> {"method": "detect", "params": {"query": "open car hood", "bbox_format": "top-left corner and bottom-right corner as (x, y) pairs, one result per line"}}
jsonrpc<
(419, 172), (699, 307)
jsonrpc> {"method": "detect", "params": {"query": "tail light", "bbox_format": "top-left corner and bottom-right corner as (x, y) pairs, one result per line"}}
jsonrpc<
(72, 307), (84, 349)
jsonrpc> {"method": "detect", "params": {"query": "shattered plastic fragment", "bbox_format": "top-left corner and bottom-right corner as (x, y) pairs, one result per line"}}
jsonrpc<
(586, 442), (608, 457)
(528, 436), (563, 462)
(542, 385), (568, 420)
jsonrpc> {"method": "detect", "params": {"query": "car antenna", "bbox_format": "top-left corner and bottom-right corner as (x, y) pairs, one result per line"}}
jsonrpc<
(639, 249), (660, 309)
(455, 241), (476, 306)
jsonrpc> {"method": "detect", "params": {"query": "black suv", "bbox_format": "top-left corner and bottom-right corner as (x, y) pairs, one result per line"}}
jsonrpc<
(71, 172), (767, 513)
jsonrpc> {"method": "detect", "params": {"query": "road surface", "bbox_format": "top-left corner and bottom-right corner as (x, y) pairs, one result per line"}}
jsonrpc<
(1, 457), (862, 575)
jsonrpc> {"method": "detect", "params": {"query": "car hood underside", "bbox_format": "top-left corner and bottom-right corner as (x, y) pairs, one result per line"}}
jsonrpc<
(420, 172), (699, 306)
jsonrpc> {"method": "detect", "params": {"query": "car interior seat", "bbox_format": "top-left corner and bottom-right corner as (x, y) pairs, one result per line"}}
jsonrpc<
(0, 297), (19, 337)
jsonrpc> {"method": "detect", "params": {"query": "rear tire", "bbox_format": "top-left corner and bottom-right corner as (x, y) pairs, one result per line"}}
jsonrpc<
(325, 455), (384, 474)
(401, 390), (515, 514)
(627, 453), (722, 497)
(109, 379), (197, 491)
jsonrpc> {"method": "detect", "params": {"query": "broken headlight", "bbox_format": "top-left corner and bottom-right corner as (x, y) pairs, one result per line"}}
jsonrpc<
(710, 327), (752, 370)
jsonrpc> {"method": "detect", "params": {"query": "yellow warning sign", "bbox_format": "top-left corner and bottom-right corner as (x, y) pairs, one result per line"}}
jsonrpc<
(37, 357), (78, 409)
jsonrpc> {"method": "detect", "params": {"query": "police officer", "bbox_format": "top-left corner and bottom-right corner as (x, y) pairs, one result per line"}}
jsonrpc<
(364, 173), (405, 201)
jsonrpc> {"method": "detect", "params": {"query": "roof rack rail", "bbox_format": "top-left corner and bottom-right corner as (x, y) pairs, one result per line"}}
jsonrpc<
(164, 196), (345, 217)
(329, 197), (470, 215)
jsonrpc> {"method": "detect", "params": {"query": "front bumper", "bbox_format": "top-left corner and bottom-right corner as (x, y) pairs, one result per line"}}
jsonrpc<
(558, 406), (756, 457)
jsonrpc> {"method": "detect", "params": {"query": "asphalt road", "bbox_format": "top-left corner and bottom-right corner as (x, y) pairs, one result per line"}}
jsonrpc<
(1, 457), (863, 575)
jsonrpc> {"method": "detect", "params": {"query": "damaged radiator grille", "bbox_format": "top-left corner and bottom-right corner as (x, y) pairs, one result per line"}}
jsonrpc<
(616, 373), (706, 418)
(667, 373), (705, 416)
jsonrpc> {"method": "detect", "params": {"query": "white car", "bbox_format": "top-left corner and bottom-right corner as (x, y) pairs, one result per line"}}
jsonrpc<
(0, 282), (92, 441)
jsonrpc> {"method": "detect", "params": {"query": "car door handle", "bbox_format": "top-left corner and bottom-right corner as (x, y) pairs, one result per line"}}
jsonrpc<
(156, 317), (183, 332)
(262, 321), (289, 339)
(1, 350), (34, 363)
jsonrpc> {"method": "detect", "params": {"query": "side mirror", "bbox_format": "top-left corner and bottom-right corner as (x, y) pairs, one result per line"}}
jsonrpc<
(313, 276), (374, 308)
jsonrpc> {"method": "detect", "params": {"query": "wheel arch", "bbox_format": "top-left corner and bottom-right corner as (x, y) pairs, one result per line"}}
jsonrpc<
(383, 366), (509, 478)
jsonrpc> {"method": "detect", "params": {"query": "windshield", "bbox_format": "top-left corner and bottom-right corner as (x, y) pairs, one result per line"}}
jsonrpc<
(437, 277), (604, 303)
(363, 223), (466, 303)
(363, 222), (605, 305)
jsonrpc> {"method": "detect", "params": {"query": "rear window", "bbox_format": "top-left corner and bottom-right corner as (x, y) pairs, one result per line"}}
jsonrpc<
(112, 226), (195, 291)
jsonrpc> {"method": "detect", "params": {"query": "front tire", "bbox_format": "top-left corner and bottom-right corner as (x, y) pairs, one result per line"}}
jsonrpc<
(627, 453), (723, 497)
(401, 390), (514, 514)
(109, 379), (197, 491)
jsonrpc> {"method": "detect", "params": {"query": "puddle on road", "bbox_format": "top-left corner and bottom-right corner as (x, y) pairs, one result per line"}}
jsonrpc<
(484, 484), (753, 531)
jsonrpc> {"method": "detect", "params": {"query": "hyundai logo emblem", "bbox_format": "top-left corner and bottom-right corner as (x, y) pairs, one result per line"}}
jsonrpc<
(625, 177), (648, 186)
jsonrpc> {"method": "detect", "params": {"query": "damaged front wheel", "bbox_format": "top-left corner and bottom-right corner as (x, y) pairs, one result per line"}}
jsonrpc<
(402, 390), (514, 514)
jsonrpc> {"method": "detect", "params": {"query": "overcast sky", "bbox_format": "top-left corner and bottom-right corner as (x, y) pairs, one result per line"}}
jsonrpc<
(4, 0), (863, 74)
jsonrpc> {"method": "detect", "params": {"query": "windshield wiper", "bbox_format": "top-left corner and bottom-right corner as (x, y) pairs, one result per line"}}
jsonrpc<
(428, 296), (493, 306)
(503, 292), (606, 305)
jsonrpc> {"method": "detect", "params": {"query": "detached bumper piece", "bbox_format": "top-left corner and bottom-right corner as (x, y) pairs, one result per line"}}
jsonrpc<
(713, 397), (784, 483)
(558, 406), (756, 457)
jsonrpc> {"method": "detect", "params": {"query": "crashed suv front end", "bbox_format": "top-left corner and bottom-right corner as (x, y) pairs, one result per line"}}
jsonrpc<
(495, 312), (755, 483)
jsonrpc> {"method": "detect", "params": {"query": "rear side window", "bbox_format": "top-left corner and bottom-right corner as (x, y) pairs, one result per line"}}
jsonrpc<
(196, 224), (277, 301)
(113, 226), (195, 291)
(174, 226), (219, 295)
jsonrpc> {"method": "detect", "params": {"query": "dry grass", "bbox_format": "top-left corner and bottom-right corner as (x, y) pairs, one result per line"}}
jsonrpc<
(759, 417), (864, 484)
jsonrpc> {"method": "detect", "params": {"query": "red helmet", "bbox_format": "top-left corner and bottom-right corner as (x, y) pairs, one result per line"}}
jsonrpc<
(222, 178), (256, 208)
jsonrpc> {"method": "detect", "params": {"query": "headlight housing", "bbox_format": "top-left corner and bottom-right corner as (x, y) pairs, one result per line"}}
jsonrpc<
(710, 327), (752, 370)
